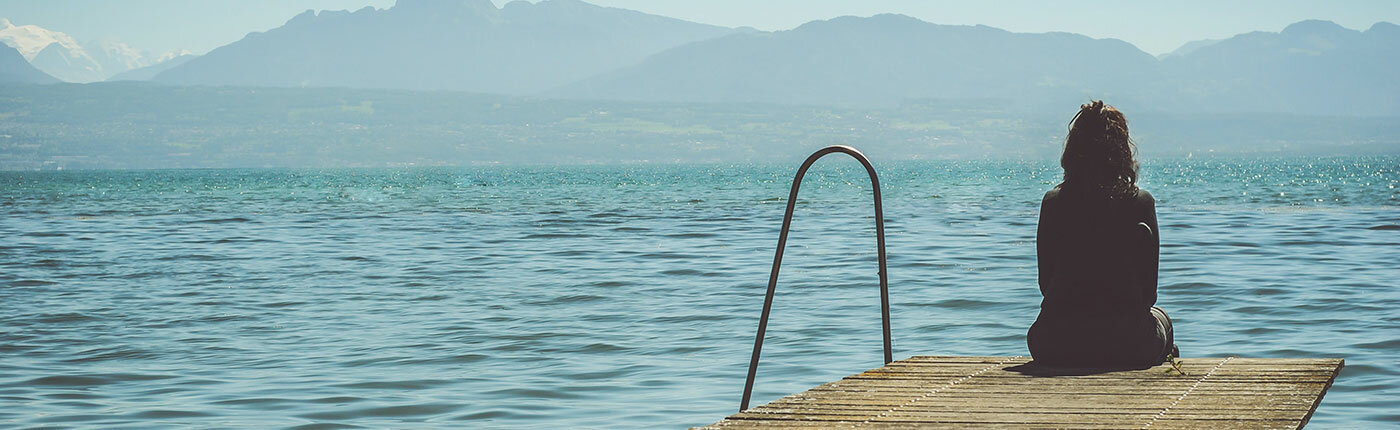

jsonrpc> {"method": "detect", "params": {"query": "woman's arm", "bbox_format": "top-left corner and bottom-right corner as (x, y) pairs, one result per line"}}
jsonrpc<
(1140, 190), (1160, 308)
(1037, 191), (1057, 297)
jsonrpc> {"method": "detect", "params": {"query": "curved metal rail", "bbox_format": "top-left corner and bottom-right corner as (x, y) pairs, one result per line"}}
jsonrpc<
(740, 145), (892, 411)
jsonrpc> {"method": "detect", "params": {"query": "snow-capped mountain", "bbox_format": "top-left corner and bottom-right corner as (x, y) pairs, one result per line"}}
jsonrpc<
(0, 17), (105, 82)
(0, 18), (187, 82)
(0, 18), (81, 58)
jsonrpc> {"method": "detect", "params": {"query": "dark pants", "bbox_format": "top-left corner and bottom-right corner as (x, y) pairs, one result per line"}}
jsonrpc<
(1028, 306), (1178, 366)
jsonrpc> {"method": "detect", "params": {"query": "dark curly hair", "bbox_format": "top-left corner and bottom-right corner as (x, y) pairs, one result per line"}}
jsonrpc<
(1060, 100), (1138, 198)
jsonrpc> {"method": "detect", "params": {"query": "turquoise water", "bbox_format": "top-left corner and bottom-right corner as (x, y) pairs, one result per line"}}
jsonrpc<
(1, 157), (1397, 428)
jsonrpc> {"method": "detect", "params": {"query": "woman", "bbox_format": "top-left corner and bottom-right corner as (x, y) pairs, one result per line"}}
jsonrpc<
(1027, 100), (1176, 367)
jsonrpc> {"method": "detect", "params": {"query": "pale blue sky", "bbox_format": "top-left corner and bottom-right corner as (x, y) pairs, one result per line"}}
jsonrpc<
(1, 0), (1396, 56)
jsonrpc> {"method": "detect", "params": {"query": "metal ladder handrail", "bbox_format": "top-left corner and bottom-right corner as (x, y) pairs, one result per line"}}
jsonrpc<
(740, 145), (892, 411)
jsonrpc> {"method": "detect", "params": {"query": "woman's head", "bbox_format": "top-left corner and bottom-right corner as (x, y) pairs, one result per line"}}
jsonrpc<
(1061, 100), (1138, 197)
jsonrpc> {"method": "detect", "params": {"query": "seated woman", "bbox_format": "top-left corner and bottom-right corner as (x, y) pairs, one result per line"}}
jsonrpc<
(1028, 100), (1177, 367)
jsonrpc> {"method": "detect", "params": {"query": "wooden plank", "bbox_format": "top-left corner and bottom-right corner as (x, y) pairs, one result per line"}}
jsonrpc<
(704, 419), (1155, 429)
(744, 406), (1310, 420)
(802, 386), (1329, 395)
(707, 417), (1305, 430)
(757, 395), (1322, 410)
(699, 356), (1343, 429)
(760, 397), (1319, 411)
(730, 415), (1303, 427)
(898, 356), (1336, 365)
(819, 378), (1334, 388)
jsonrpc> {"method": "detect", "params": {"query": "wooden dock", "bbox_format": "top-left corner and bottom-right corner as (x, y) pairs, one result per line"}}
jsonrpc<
(703, 356), (1343, 429)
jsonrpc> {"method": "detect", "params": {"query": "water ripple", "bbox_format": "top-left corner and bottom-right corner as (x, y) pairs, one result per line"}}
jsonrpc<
(0, 158), (1395, 428)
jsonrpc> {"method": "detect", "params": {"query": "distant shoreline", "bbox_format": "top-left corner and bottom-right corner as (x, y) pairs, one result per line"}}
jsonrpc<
(1, 84), (1395, 170)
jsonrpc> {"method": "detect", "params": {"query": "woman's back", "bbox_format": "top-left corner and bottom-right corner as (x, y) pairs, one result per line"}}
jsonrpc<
(1036, 186), (1157, 318)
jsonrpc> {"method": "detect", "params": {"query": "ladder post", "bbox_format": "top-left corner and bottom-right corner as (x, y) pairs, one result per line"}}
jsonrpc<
(740, 145), (892, 411)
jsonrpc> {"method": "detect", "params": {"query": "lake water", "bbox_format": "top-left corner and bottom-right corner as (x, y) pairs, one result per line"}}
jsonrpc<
(1, 156), (1396, 428)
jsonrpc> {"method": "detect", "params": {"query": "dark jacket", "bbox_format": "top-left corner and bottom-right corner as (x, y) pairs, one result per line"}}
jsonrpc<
(1028, 185), (1166, 366)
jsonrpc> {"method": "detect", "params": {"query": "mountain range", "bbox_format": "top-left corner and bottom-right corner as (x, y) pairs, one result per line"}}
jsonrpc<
(0, 18), (191, 82)
(143, 0), (1396, 116)
(3, 1), (1397, 117)
(553, 14), (1159, 110)
(555, 17), (1399, 116)
(152, 0), (740, 94)
(1152, 20), (1399, 116)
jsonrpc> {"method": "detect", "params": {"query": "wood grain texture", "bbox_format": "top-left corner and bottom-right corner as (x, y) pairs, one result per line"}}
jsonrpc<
(700, 356), (1343, 429)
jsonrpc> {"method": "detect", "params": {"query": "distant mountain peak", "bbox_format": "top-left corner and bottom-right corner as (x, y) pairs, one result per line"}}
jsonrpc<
(501, 0), (603, 15)
(287, 9), (317, 23)
(869, 13), (921, 22)
(789, 13), (922, 34)
(0, 17), (84, 59)
(1367, 21), (1399, 35)
(154, 49), (193, 63)
(1281, 19), (1349, 36)
(535, 0), (591, 6)
(827, 13), (920, 25)
(394, 0), (498, 13)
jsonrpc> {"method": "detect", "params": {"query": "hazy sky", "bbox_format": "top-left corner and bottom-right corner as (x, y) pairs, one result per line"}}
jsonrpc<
(1, 0), (1396, 56)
